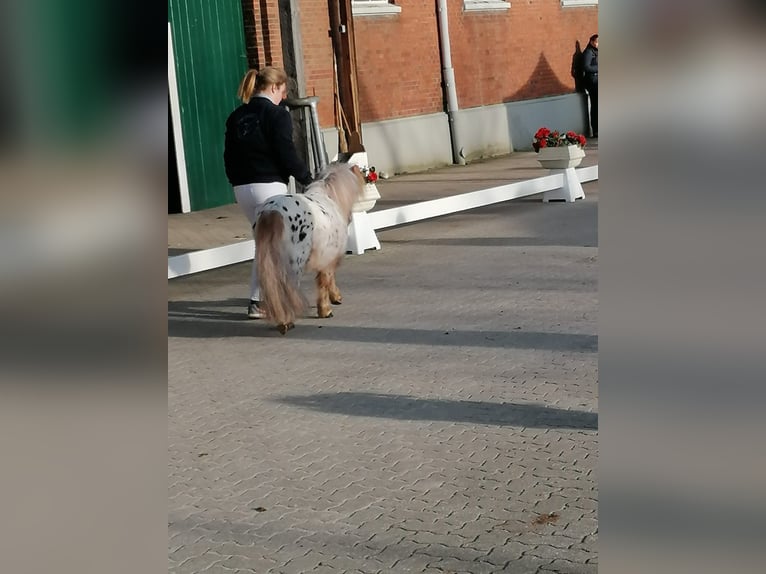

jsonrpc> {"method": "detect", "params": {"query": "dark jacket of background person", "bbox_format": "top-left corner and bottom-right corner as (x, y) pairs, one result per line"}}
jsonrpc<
(224, 97), (312, 187)
(582, 43), (598, 87)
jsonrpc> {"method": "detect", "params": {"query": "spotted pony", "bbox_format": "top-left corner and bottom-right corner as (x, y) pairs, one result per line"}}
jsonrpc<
(255, 162), (365, 334)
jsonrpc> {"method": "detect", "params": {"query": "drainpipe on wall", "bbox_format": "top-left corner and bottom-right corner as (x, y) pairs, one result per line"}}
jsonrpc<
(436, 0), (465, 165)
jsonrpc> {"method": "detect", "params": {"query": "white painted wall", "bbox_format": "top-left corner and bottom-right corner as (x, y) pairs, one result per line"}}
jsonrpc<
(501, 93), (589, 152)
(453, 103), (515, 161)
(322, 93), (589, 175)
(322, 112), (453, 176)
(361, 112), (455, 173)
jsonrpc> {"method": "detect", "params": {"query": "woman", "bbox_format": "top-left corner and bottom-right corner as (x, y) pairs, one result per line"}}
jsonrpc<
(582, 34), (598, 138)
(224, 67), (313, 319)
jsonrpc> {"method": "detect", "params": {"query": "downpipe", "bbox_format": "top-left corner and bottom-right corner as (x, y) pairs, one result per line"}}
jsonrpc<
(436, 0), (465, 165)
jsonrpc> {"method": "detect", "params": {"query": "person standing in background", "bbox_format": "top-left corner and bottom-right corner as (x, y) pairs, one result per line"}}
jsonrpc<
(224, 67), (313, 319)
(583, 34), (598, 138)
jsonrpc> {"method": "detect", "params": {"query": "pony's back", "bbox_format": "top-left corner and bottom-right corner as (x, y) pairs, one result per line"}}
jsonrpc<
(307, 163), (365, 221)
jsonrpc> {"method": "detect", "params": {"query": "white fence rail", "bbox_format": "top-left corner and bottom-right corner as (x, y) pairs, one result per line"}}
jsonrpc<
(168, 165), (598, 279)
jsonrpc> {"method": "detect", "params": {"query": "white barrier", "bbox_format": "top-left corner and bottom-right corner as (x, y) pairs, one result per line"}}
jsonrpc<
(168, 164), (598, 279)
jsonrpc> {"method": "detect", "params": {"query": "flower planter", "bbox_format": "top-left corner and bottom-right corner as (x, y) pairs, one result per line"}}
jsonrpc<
(338, 150), (383, 254)
(536, 145), (585, 169)
(353, 182), (381, 213)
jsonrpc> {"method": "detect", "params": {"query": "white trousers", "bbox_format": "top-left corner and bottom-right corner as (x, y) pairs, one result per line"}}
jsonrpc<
(233, 182), (288, 301)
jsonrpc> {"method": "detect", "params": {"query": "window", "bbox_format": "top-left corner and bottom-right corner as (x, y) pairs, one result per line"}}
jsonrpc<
(351, 1), (402, 16)
(561, 0), (598, 6)
(464, 0), (511, 12)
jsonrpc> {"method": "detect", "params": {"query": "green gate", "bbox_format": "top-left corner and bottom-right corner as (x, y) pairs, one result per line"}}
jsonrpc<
(169, 0), (248, 211)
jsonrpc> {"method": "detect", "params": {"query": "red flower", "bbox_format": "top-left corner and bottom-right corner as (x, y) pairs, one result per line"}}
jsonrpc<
(363, 166), (378, 184)
(532, 126), (586, 152)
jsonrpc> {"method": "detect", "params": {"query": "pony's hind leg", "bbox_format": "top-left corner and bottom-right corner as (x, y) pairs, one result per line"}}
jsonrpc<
(277, 321), (295, 335)
(315, 270), (334, 318)
(329, 256), (343, 305)
(329, 273), (342, 305)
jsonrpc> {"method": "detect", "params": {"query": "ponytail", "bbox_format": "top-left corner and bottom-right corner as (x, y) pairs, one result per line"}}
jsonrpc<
(237, 69), (258, 103)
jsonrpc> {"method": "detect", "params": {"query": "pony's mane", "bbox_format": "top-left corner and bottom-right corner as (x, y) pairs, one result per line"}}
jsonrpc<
(306, 163), (363, 220)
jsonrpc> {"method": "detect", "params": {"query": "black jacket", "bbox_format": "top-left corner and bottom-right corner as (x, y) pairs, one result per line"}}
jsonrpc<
(224, 96), (312, 187)
(582, 45), (598, 86)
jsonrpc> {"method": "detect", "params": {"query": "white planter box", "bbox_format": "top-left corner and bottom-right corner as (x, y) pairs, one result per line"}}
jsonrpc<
(353, 182), (381, 213)
(536, 145), (585, 169)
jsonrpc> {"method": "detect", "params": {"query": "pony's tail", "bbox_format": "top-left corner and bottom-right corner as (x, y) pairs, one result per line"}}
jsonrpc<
(256, 211), (307, 328)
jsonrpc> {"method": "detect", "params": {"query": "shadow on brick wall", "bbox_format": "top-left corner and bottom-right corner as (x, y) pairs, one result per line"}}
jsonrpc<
(503, 51), (575, 103)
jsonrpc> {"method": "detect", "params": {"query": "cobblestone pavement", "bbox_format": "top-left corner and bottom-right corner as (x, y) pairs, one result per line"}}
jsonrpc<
(169, 184), (598, 573)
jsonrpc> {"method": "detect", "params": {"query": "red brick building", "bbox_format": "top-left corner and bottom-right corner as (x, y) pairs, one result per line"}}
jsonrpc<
(245, 0), (597, 171)
(169, 1), (597, 211)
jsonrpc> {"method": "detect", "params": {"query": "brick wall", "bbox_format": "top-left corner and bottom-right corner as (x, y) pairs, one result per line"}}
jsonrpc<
(352, 4), (443, 122)
(241, 0), (284, 69)
(354, 1), (595, 124)
(448, 2), (598, 106)
(297, 1), (335, 129)
(248, 1), (597, 128)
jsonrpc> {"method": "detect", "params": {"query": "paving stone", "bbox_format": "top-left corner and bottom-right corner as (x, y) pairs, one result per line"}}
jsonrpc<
(482, 540), (536, 564)
(539, 558), (599, 573)
(175, 553), (223, 572)
(369, 540), (430, 568)
(215, 553), (278, 572)
(493, 555), (555, 574)
(390, 552), (438, 573)
(169, 174), (599, 573)
(281, 550), (330, 573)
(425, 556), (498, 573)
(523, 544), (595, 563)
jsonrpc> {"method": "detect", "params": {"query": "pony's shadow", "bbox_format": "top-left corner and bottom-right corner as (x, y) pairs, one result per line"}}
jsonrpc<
(274, 392), (598, 430)
(168, 298), (250, 322)
(168, 300), (597, 351)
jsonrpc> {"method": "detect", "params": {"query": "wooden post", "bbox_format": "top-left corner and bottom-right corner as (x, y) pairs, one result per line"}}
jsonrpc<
(328, 0), (364, 153)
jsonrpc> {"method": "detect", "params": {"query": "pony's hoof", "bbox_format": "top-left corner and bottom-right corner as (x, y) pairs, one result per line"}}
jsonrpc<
(277, 323), (294, 335)
(318, 310), (333, 319)
(331, 299), (342, 305)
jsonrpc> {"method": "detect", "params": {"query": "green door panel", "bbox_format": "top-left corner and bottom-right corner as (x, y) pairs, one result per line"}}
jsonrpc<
(169, 0), (248, 210)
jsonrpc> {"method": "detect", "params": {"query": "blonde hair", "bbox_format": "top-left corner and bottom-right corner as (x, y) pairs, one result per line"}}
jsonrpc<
(237, 67), (289, 103)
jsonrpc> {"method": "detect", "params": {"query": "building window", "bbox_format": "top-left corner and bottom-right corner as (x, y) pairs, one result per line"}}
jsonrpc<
(351, 1), (402, 16)
(561, 0), (598, 6)
(464, 0), (511, 11)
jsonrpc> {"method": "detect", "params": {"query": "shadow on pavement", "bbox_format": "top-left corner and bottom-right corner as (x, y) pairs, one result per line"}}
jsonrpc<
(274, 392), (598, 430)
(381, 236), (596, 248)
(168, 303), (596, 352)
